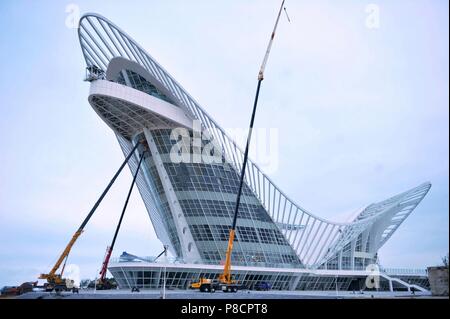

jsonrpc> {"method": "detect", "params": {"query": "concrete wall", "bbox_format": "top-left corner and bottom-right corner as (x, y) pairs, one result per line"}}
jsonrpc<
(427, 266), (449, 296)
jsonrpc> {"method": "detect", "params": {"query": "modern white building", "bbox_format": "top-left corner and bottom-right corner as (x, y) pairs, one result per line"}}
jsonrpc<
(78, 13), (431, 291)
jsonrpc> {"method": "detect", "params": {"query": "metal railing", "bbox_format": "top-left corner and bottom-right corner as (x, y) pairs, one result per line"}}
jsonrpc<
(380, 267), (428, 276)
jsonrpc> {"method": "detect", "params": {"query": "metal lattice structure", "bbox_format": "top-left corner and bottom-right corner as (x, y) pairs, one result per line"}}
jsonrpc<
(78, 13), (431, 270)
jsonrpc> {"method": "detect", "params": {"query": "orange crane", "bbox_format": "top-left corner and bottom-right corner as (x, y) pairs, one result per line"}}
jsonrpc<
(192, 0), (288, 293)
(39, 142), (142, 292)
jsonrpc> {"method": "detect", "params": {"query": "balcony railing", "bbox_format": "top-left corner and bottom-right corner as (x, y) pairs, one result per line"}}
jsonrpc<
(380, 267), (428, 276)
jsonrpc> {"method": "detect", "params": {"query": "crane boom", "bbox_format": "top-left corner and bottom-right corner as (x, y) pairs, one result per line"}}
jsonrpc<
(39, 141), (141, 284)
(220, 0), (287, 285)
(39, 230), (83, 281)
(99, 150), (146, 282)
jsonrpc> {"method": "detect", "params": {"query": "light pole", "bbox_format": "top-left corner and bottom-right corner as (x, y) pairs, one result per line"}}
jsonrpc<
(161, 245), (168, 299)
(335, 275), (339, 298)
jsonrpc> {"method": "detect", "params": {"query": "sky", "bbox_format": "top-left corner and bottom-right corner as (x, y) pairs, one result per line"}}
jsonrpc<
(0, 0), (448, 286)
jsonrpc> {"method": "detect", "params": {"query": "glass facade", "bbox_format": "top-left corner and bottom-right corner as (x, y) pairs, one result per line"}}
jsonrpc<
(111, 267), (299, 290)
(116, 69), (175, 104)
(133, 138), (183, 258)
(148, 128), (302, 268)
(321, 233), (377, 270)
(111, 67), (301, 268)
(109, 265), (430, 291)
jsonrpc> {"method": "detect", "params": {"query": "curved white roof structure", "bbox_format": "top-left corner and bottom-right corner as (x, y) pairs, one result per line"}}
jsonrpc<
(78, 13), (431, 270)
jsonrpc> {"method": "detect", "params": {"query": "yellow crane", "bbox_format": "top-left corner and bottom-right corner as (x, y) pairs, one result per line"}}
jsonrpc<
(191, 0), (288, 293)
(39, 142), (141, 292)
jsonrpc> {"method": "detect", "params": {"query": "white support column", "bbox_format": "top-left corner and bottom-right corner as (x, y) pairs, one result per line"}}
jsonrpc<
(389, 279), (393, 292)
(350, 237), (356, 270)
(143, 128), (202, 263)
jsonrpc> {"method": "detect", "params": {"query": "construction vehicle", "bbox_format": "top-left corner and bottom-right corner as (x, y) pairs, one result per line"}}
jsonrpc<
(191, 0), (288, 293)
(190, 278), (217, 293)
(1, 286), (20, 296)
(0, 283), (37, 296)
(39, 142), (142, 292)
(94, 278), (117, 291)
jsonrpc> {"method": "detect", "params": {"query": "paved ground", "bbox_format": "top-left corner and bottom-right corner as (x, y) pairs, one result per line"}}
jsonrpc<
(15, 289), (438, 299)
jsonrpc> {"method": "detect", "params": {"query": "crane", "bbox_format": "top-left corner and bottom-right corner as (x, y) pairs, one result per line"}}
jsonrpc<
(39, 141), (142, 292)
(192, 0), (288, 293)
(96, 150), (147, 290)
